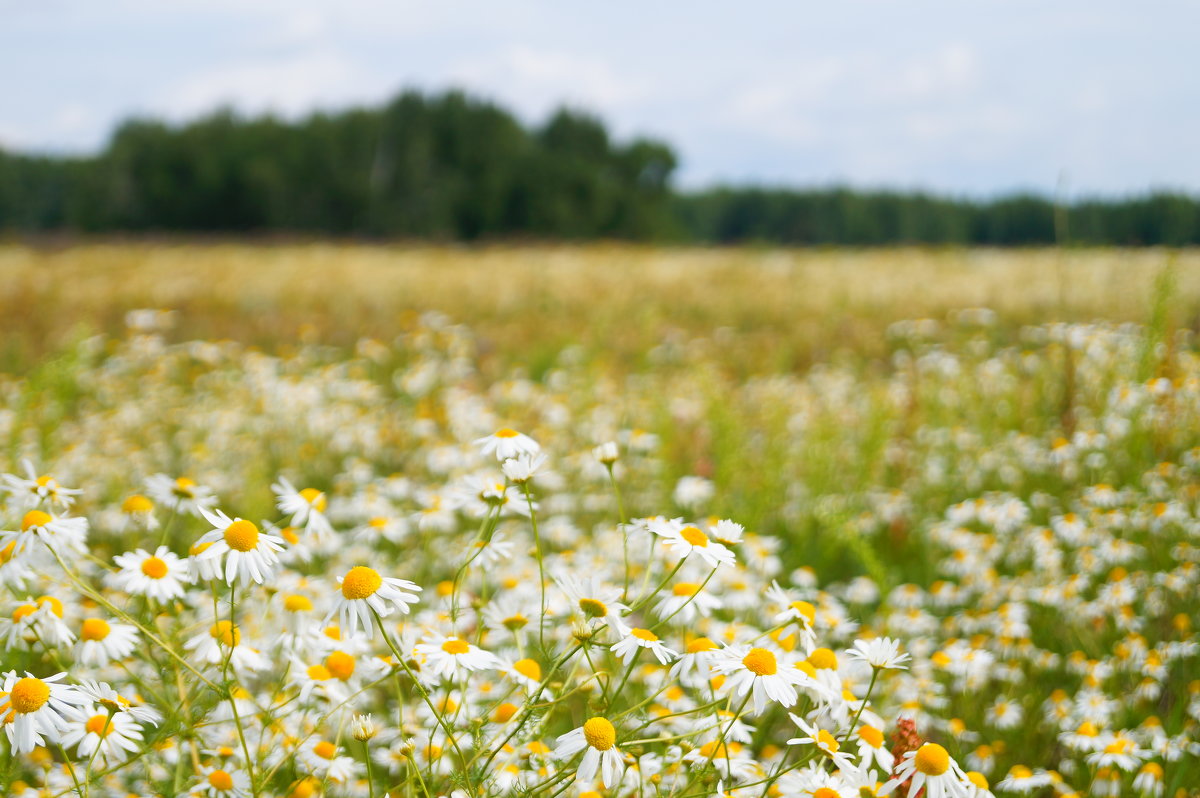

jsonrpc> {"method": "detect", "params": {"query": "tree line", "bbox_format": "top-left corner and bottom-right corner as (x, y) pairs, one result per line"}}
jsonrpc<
(1, 90), (1197, 245)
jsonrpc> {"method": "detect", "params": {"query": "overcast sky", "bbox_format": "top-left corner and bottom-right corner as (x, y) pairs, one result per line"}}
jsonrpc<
(5, 1), (1197, 196)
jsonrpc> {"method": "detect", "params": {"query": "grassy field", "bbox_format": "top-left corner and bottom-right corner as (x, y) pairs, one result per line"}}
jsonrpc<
(3, 244), (1197, 374)
(0, 244), (1197, 797)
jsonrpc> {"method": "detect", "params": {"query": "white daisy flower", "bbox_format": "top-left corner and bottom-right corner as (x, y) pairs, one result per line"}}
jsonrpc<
(610, 627), (678, 665)
(0, 509), (88, 557)
(2, 461), (82, 510)
(75, 680), (162, 726)
(1085, 732), (1147, 771)
(192, 767), (250, 798)
(415, 633), (501, 679)
(475, 428), (541, 461)
(75, 617), (139, 666)
(146, 474), (217, 517)
(554, 717), (625, 788)
(0, 671), (89, 754)
(881, 743), (972, 798)
(669, 636), (720, 686)
(654, 580), (723, 623)
(647, 518), (736, 569)
(711, 644), (807, 715)
(846, 637), (911, 670)
(60, 704), (144, 765)
(787, 713), (856, 772)
(501, 451), (549, 483)
(328, 565), (421, 638)
(855, 724), (895, 772)
(183, 620), (269, 673)
(110, 546), (191, 601)
(555, 573), (631, 635)
(298, 739), (360, 783)
(194, 508), (285, 586)
(272, 476), (334, 544)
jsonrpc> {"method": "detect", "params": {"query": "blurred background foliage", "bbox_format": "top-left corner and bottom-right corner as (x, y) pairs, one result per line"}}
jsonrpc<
(2, 90), (1198, 245)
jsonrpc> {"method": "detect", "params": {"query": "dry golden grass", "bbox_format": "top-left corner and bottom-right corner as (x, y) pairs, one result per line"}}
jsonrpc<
(1, 243), (1196, 373)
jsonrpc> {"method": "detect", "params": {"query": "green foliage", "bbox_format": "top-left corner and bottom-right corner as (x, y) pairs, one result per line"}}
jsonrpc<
(1, 89), (1198, 243)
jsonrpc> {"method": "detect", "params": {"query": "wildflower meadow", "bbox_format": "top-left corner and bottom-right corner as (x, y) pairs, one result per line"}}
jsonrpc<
(0, 246), (1197, 798)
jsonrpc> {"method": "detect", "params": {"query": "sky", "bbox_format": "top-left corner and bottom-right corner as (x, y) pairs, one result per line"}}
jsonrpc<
(4, 1), (1198, 196)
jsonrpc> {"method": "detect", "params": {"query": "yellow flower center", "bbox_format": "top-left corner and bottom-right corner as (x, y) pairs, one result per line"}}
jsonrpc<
(966, 772), (989, 789)
(631, 628), (659, 641)
(513, 658), (542, 681)
(210, 621), (241, 647)
(21, 510), (51, 532)
(208, 770), (234, 790)
(341, 566), (382, 600)
(582, 717), (617, 751)
(673, 582), (701, 596)
(686, 637), (717, 653)
(1076, 721), (1098, 736)
(813, 789), (839, 798)
(81, 618), (111, 641)
(914, 743), (950, 776)
(495, 428), (520, 438)
(141, 556), (169, 579)
(173, 478), (197, 498)
(37, 596), (64, 617)
(85, 715), (112, 736)
(859, 725), (884, 748)
(313, 741), (337, 760)
(1104, 739), (1132, 754)
(789, 600), (816, 624)
(122, 495), (154, 514)
(442, 639), (471, 655)
(325, 651), (356, 681)
(0, 541), (15, 564)
(306, 665), (332, 681)
(680, 526), (709, 547)
(578, 598), (608, 618)
(503, 614), (528, 630)
(12, 604), (36, 623)
(284, 594), (313, 612)
(742, 647), (778, 676)
(280, 527), (300, 545)
(298, 488), (327, 512)
(8, 677), (51, 714)
(223, 520), (260, 552)
(817, 729), (840, 753)
(807, 648), (838, 670)
(493, 702), (519, 723)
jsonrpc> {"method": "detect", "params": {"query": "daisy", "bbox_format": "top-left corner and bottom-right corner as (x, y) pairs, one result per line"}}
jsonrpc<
(272, 476), (334, 543)
(501, 451), (549, 483)
(415, 633), (501, 679)
(298, 739), (360, 783)
(119, 494), (160, 530)
(183, 621), (269, 673)
(0, 671), (89, 754)
(846, 637), (911, 671)
(881, 743), (972, 798)
(856, 724), (895, 772)
(328, 565), (422, 638)
(669, 636), (720, 686)
(648, 518), (736, 569)
(711, 644), (807, 715)
(147, 473), (217, 517)
(75, 617), (139, 666)
(0, 509), (88, 557)
(555, 717), (625, 788)
(654, 580), (723, 623)
(611, 627), (679, 665)
(75, 680), (162, 726)
(556, 573), (631, 635)
(2, 461), (82, 510)
(192, 767), (251, 798)
(787, 714), (856, 772)
(194, 508), (285, 586)
(475, 428), (540, 461)
(60, 704), (144, 764)
(110, 546), (191, 601)
(1085, 732), (1146, 771)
